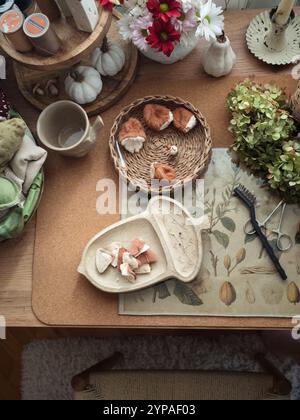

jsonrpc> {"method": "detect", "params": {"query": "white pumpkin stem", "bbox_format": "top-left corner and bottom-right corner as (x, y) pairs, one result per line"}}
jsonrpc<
(101, 36), (109, 53)
(70, 70), (84, 83)
(216, 31), (227, 44)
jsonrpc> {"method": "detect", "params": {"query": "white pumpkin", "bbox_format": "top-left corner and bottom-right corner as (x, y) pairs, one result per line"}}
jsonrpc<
(202, 34), (236, 78)
(65, 66), (103, 105)
(91, 37), (125, 77)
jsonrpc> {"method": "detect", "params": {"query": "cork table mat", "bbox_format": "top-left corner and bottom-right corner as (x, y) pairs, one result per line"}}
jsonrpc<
(32, 75), (298, 326)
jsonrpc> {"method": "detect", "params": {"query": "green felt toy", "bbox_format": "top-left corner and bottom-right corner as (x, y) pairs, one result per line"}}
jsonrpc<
(0, 175), (21, 210)
(0, 118), (26, 171)
(0, 111), (44, 242)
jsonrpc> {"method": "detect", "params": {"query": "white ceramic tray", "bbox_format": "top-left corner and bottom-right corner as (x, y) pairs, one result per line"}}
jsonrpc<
(78, 196), (209, 294)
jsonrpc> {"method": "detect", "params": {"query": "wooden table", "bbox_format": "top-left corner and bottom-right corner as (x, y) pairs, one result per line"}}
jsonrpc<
(0, 9), (298, 329)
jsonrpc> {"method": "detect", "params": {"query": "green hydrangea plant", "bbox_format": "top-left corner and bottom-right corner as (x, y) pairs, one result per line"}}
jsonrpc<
(227, 80), (300, 203)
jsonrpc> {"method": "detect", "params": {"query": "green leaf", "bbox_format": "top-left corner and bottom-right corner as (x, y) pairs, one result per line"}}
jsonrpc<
(153, 283), (171, 303)
(269, 239), (282, 261)
(221, 217), (236, 233)
(295, 232), (300, 245)
(245, 233), (257, 244)
(212, 230), (230, 249)
(174, 282), (203, 306)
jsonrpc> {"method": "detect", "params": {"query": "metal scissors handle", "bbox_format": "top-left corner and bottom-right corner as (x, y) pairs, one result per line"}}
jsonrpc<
(244, 200), (293, 252)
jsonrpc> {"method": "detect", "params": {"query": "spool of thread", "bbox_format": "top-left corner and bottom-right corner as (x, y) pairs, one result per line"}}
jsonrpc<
(14, 0), (39, 16)
(23, 13), (61, 56)
(35, 0), (61, 22)
(0, 9), (32, 52)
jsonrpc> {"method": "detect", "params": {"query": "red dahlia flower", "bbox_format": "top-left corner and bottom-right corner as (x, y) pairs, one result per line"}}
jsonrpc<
(99, 0), (123, 11)
(146, 20), (181, 57)
(147, 0), (181, 23)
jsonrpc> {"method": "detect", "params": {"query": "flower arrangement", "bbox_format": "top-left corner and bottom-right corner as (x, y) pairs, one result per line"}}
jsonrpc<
(98, 0), (224, 57)
(228, 80), (300, 203)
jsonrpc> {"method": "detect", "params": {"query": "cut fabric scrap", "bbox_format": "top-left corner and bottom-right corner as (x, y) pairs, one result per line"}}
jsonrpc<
(0, 118), (26, 171)
(4, 132), (47, 194)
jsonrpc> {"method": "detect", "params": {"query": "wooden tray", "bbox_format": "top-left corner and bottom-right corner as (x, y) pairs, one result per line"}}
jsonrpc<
(78, 197), (209, 294)
(13, 15), (139, 116)
(0, 8), (112, 71)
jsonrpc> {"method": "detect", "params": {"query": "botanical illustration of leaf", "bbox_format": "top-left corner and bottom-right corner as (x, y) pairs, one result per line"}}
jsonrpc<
(295, 232), (300, 245)
(152, 283), (171, 303)
(174, 281), (203, 306)
(212, 230), (230, 249)
(221, 217), (236, 232)
(245, 233), (257, 245)
(269, 239), (282, 261)
(216, 204), (222, 218)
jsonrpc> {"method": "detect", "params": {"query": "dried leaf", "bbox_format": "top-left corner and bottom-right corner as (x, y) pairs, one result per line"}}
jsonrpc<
(212, 230), (230, 249)
(174, 282), (203, 306)
(221, 217), (236, 233)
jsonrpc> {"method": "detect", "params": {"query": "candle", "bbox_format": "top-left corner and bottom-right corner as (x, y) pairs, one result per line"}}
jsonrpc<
(275, 0), (295, 25)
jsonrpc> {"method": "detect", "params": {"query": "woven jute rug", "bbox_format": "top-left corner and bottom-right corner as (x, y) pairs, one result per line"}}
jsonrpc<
(21, 333), (300, 400)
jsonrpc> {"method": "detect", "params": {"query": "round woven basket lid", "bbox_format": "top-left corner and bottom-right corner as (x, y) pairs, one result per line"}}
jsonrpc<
(246, 10), (300, 65)
(110, 95), (212, 194)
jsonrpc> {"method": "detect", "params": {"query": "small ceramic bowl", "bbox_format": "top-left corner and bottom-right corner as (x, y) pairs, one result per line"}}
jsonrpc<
(0, 175), (21, 211)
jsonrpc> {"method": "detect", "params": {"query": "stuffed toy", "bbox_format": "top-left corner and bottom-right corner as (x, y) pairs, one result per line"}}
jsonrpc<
(0, 118), (26, 171)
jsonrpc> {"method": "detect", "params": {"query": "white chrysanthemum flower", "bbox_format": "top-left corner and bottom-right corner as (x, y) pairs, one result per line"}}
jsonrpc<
(131, 13), (152, 51)
(195, 0), (224, 41)
(181, 0), (203, 13)
(117, 14), (134, 40)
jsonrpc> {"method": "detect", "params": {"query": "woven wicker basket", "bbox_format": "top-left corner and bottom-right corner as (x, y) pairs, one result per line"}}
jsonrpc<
(109, 95), (212, 194)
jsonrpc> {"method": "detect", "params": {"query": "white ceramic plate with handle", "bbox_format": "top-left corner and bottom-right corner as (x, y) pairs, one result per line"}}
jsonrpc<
(78, 196), (209, 294)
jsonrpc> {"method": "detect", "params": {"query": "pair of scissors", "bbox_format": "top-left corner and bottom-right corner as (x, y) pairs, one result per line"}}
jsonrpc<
(244, 200), (293, 252)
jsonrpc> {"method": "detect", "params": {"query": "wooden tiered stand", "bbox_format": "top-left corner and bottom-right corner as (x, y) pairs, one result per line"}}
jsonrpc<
(0, 8), (138, 116)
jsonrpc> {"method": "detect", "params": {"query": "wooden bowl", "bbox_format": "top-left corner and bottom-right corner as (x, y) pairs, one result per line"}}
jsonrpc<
(109, 95), (212, 195)
(0, 8), (111, 71)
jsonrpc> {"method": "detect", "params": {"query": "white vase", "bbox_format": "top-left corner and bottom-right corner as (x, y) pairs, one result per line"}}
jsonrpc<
(140, 35), (198, 64)
(202, 36), (236, 77)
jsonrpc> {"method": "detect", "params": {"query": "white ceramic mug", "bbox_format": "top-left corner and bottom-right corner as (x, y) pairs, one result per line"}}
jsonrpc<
(37, 101), (104, 158)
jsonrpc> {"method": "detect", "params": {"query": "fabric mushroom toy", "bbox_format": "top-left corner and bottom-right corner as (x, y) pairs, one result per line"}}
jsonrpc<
(119, 118), (146, 154)
(150, 162), (177, 182)
(0, 90), (10, 121)
(95, 239), (158, 284)
(0, 119), (26, 171)
(144, 104), (173, 131)
(173, 107), (197, 133)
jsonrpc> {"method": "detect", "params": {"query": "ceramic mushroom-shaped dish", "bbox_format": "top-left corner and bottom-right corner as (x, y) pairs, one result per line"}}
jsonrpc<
(78, 196), (209, 294)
